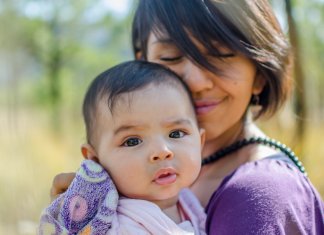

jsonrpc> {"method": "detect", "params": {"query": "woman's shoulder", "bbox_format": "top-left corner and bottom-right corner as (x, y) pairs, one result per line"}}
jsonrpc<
(205, 154), (324, 234)
(216, 153), (311, 192)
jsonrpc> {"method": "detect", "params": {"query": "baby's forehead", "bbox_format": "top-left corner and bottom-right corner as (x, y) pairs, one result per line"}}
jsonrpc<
(91, 82), (197, 144)
(107, 81), (193, 113)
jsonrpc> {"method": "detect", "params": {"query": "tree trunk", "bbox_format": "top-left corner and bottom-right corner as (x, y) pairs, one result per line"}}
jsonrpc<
(285, 0), (307, 159)
(46, 15), (62, 132)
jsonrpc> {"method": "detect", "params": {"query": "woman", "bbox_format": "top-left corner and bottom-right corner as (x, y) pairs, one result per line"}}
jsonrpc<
(52, 0), (324, 234)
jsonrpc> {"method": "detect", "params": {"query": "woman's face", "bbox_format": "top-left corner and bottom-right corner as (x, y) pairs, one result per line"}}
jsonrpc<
(146, 32), (265, 146)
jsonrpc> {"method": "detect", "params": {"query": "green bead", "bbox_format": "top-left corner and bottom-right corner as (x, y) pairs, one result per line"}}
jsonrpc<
(201, 136), (307, 176)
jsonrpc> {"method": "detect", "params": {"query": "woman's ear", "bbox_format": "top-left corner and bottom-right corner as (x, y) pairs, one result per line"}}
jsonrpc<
(81, 143), (99, 163)
(135, 50), (143, 60)
(199, 128), (206, 150)
(252, 71), (266, 95)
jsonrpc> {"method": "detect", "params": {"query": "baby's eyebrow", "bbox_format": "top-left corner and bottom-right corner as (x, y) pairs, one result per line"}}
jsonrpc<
(113, 119), (193, 134)
(162, 118), (193, 127)
(113, 124), (142, 135)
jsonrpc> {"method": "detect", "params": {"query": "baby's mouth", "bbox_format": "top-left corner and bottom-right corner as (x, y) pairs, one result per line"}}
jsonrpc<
(153, 168), (177, 185)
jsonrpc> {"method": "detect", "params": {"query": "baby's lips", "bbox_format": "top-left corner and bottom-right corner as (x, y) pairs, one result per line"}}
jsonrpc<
(153, 167), (177, 185)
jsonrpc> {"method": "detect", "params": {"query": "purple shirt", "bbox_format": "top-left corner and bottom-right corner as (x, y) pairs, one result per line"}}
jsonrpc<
(206, 154), (324, 234)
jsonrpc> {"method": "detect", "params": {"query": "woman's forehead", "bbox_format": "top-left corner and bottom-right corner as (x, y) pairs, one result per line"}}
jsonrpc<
(147, 30), (229, 52)
(148, 31), (172, 45)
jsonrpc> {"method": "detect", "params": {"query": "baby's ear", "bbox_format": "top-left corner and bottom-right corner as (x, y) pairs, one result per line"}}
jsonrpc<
(81, 144), (99, 163)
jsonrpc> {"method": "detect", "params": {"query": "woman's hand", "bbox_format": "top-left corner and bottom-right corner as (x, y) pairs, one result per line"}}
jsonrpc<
(50, 172), (75, 201)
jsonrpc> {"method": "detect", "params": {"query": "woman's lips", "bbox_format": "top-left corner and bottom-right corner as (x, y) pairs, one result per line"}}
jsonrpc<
(194, 99), (224, 115)
(153, 168), (177, 185)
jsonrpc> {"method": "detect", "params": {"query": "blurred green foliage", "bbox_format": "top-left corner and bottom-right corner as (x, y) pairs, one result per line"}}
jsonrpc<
(0, 0), (135, 113)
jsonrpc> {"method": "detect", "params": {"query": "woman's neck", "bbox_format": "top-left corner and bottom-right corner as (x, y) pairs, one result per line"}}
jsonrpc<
(202, 122), (269, 171)
(202, 121), (246, 158)
(192, 122), (267, 207)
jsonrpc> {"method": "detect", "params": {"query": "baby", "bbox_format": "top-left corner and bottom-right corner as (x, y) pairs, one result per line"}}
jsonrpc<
(39, 61), (206, 234)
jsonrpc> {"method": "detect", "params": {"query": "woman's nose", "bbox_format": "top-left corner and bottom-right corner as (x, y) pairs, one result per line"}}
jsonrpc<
(183, 61), (214, 94)
(149, 142), (174, 162)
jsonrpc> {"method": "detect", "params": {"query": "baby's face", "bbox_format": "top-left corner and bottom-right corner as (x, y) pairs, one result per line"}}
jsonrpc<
(93, 83), (203, 208)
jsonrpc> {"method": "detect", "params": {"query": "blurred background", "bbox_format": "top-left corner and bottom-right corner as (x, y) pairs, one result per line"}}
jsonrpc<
(0, 0), (323, 234)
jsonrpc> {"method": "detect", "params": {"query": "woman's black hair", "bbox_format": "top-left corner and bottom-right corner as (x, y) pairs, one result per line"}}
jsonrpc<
(132, 0), (292, 118)
(83, 60), (195, 144)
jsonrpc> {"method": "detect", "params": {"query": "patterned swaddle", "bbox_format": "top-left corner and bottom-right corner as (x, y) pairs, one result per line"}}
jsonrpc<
(39, 160), (118, 235)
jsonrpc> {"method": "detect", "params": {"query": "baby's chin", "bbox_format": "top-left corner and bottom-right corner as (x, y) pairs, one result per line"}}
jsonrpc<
(149, 194), (180, 210)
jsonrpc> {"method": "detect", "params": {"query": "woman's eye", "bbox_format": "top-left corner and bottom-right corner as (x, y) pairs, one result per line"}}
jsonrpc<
(122, 138), (142, 147)
(207, 52), (235, 61)
(219, 53), (235, 58)
(169, 130), (186, 138)
(160, 55), (183, 62)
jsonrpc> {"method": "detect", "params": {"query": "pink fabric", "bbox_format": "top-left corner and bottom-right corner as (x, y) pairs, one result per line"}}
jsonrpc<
(108, 188), (206, 235)
(38, 160), (206, 234)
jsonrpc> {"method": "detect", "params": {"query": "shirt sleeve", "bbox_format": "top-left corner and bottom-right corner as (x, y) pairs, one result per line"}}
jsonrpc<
(205, 158), (324, 235)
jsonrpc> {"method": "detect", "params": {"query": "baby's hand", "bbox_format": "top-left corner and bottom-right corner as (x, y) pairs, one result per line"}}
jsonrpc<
(39, 160), (118, 235)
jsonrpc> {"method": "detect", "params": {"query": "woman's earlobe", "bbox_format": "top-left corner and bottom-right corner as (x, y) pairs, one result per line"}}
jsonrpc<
(135, 51), (143, 60)
(252, 72), (266, 95)
(199, 128), (206, 148)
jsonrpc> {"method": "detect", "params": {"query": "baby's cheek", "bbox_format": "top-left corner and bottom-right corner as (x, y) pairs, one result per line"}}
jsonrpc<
(108, 167), (130, 193)
(183, 155), (201, 184)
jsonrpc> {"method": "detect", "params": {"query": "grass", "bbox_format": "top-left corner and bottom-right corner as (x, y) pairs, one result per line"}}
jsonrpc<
(1, 107), (323, 234)
(0, 108), (82, 234)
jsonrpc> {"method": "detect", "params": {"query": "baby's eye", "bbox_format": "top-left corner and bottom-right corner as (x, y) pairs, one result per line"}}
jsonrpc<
(122, 138), (142, 147)
(169, 130), (186, 138)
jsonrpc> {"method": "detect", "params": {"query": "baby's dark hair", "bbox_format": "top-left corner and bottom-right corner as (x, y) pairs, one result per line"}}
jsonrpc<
(83, 60), (195, 145)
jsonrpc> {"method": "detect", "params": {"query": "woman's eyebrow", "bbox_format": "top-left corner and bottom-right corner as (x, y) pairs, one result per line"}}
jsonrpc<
(151, 38), (173, 45)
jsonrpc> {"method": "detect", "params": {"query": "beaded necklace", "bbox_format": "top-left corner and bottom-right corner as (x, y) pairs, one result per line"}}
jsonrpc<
(201, 137), (307, 176)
